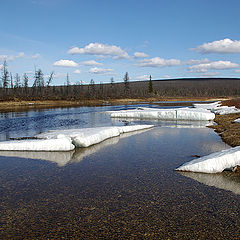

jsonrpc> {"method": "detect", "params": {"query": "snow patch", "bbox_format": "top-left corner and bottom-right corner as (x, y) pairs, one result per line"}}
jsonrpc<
(193, 101), (240, 115)
(36, 125), (154, 148)
(176, 146), (240, 173)
(0, 138), (75, 152)
(107, 107), (215, 121)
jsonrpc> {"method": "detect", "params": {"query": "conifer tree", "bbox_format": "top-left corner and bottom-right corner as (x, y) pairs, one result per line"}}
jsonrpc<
(148, 75), (153, 93)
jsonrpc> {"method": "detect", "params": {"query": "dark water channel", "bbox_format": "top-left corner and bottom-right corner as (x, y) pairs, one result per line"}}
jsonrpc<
(0, 104), (240, 239)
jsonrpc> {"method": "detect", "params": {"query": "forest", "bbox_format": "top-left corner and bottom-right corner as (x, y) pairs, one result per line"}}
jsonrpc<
(1, 61), (240, 101)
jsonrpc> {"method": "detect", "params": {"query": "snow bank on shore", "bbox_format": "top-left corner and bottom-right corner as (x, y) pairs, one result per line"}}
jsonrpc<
(176, 146), (240, 173)
(107, 107), (215, 121)
(194, 101), (240, 115)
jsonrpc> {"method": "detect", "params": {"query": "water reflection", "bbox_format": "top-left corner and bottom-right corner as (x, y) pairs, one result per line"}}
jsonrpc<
(112, 118), (213, 128)
(179, 171), (240, 195)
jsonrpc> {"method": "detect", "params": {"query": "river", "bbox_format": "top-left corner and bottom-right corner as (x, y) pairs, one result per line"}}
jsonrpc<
(0, 103), (240, 239)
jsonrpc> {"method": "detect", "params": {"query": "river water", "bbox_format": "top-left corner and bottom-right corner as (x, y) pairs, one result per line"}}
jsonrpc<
(0, 103), (240, 239)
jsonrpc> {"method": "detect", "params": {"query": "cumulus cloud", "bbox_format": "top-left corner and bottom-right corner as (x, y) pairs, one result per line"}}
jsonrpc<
(136, 57), (181, 68)
(199, 72), (220, 77)
(89, 67), (113, 74)
(162, 75), (171, 78)
(135, 74), (150, 80)
(193, 38), (240, 54)
(68, 43), (129, 59)
(53, 59), (78, 67)
(188, 60), (239, 72)
(74, 69), (81, 74)
(185, 58), (210, 65)
(81, 60), (103, 66)
(0, 52), (24, 62)
(134, 52), (149, 58)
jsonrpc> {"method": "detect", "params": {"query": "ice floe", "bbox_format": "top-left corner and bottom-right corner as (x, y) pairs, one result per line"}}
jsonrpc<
(0, 128), (150, 166)
(36, 125), (154, 148)
(0, 138), (75, 152)
(0, 125), (153, 152)
(193, 101), (221, 110)
(107, 107), (215, 121)
(176, 146), (240, 173)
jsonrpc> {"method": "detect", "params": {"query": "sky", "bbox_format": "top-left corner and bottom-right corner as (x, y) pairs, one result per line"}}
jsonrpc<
(1, 0), (240, 86)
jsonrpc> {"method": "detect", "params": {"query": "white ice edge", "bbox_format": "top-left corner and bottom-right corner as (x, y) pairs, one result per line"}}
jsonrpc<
(176, 146), (240, 173)
(0, 125), (154, 151)
(0, 138), (75, 152)
(106, 107), (215, 121)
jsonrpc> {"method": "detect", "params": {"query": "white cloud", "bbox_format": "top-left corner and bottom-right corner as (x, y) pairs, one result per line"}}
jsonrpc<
(185, 58), (210, 65)
(74, 69), (81, 74)
(53, 59), (78, 67)
(199, 72), (220, 77)
(135, 74), (150, 80)
(89, 67), (113, 74)
(193, 38), (240, 54)
(0, 52), (24, 62)
(81, 60), (103, 66)
(162, 75), (171, 78)
(188, 61), (239, 72)
(68, 43), (129, 59)
(32, 53), (40, 59)
(134, 52), (149, 58)
(136, 57), (181, 68)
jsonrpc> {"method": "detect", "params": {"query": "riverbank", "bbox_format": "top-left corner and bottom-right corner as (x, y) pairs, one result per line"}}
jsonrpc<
(0, 97), (228, 112)
(208, 98), (240, 147)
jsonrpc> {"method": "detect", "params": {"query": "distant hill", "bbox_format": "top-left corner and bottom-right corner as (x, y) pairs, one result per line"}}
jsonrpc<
(1, 78), (240, 101)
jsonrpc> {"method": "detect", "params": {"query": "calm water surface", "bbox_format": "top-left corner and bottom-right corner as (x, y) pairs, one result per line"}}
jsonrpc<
(0, 104), (240, 239)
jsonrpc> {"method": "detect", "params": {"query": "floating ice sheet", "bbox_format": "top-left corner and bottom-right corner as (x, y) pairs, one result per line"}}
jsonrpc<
(193, 101), (221, 110)
(107, 107), (215, 121)
(36, 125), (154, 148)
(0, 127), (150, 166)
(176, 146), (240, 173)
(0, 138), (75, 152)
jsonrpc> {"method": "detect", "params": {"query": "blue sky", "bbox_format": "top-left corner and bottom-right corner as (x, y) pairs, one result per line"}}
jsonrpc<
(1, 0), (240, 86)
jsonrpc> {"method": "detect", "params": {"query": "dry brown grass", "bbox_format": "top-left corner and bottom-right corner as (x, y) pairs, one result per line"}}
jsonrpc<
(209, 97), (240, 147)
(0, 97), (227, 113)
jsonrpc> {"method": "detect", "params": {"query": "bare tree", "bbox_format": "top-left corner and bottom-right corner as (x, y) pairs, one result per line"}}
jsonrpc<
(1, 60), (9, 89)
(23, 73), (29, 88)
(46, 71), (54, 87)
(14, 73), (21, 88)
(123, 72), (130, 95)
(148, 75), (153, 93)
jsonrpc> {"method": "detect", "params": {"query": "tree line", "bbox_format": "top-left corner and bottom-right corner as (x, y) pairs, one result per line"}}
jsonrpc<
(1, 60), (240, 101)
